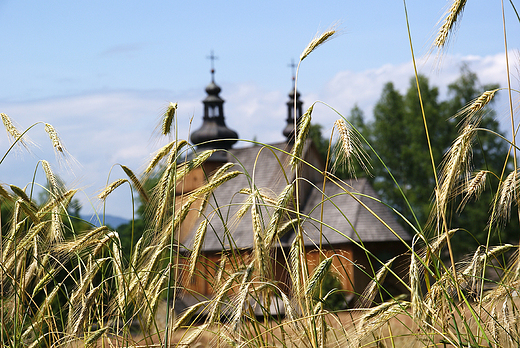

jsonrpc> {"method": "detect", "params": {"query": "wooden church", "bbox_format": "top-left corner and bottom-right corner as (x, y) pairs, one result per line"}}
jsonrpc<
(174, 61), (411, 308)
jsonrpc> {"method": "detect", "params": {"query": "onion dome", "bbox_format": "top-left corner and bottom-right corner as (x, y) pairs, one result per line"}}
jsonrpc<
(191, 54), (238, 151)
(283, 87), (304, 143)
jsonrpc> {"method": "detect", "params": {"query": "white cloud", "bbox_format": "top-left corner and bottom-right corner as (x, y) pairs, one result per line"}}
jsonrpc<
(1, 51), (514, 220)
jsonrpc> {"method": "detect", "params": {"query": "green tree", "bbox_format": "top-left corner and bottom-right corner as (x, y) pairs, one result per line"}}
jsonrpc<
(366, 68), (513, 256)
(305, 67), (514, 257)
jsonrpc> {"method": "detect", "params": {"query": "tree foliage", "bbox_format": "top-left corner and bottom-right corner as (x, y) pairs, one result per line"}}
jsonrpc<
(326, 66), (515, 257)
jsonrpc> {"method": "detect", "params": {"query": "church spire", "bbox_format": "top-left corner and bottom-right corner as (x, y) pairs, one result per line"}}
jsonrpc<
(283, 59), (303, 143)
(190, 51), (238, 152)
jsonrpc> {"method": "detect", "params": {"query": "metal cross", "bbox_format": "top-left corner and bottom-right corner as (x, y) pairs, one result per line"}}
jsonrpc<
(207, 50), (218, 80)
(288, 59), (297, 85)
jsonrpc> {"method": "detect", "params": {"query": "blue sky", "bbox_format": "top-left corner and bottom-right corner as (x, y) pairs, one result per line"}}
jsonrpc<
(1, 1), (519, 220)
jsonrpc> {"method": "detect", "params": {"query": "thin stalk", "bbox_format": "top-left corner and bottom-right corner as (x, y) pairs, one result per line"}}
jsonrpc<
(404, 0), (459, 298)
(501, 0), (519, 242)
(294, 61), (310, 316)
(318, 128), (334, 301)
(0, 201), (3, 346)
(163, 107), (182, 348)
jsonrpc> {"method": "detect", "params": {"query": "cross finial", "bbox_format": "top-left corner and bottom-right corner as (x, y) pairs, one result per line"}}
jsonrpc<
(288, 59), (297, 87)
(207, 50), (218, 82)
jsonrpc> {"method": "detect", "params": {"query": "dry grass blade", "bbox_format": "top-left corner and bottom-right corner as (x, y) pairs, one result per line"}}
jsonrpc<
(434, 0), (467, 49)
(161, 102), (177, 136)
(121, 164), (149, 203)
(98, 178), (127, 200)
(300, 27), (336, 62)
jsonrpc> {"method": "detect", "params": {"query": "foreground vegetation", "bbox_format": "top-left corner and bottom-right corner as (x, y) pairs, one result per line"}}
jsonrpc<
(2, 1), (520, 347)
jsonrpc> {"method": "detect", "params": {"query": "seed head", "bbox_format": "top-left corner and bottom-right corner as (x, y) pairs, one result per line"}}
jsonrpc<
(98, 179), (127, 200)
(162, 102), (177, 136)
(300, 28), (336, 62)
(469, 89), (498, 112)
(434, 0), (467, 49)
(44, 123), (64, 153)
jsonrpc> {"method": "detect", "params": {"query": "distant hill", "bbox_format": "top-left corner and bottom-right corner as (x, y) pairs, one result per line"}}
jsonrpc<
(81, 214), (130, 229)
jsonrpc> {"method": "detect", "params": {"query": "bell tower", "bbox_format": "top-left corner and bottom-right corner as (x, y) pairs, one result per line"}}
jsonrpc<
(190, 51), (239, 155)
(283, 59), (303, 143)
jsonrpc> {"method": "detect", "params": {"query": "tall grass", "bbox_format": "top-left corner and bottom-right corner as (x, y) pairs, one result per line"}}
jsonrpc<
(1, 1), (520, 347)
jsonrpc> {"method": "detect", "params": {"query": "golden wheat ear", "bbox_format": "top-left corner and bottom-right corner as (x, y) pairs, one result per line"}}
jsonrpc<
(98, 178), (128, 200)
(161, 102), (177, 136)
(121, 164), (149, 203)
(290, 104), (313, 170)
(300, 27), (337, 62)
(333, 118), (372, 177)
(433, 0), (467, 49)
(1, 113), (31, 150)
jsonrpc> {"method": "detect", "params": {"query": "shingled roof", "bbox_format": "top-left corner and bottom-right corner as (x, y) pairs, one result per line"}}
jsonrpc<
(192, 140), (410, 253)
(301, 178), (410, 246)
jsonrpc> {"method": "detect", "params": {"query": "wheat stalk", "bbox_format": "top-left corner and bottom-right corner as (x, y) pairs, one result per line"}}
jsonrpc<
(492, 169), (519, 227)
(230, 262), (254, 331)
(435, 124), (475, 226)
(98, 178), (127, 200)
(84, 327), (109, 347)
(300, 28), (336, 62)
(357, 256), (396, 308)
(251, 191), (270, 280)
(44, 123), (64, 154)
(469, 89), (499, 112)
(333, 119), (371, 177)
(1, 113), (29, 150)
(290, 105), (313, 170)
(145, 140), (187, 174)
(188, 218), (208, 277)
(121, 164), (149, 203)
(459, 170), (488, 212)
(305, 257), (332, 298)
(10, 185), (37, 211)
(161, 102), (177, 136)
(434, 0), (467, 49)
